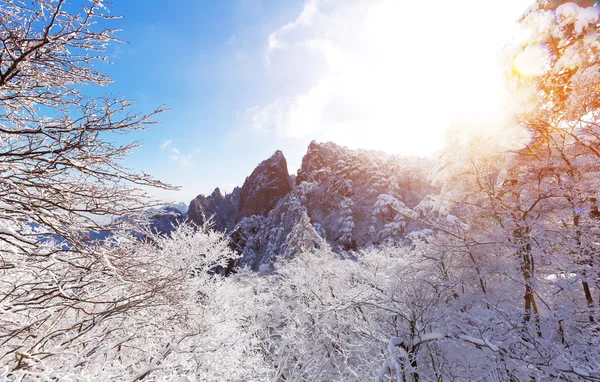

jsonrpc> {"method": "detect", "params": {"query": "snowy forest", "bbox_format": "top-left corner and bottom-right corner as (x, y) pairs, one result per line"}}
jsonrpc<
(2, 0), (600, 380)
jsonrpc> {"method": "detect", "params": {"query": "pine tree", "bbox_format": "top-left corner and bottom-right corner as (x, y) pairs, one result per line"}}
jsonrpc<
(284, 209), (323, 257)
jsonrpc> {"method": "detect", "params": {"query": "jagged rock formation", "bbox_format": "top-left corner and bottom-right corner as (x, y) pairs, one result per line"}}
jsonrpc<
(293, 141), (435, 248)
(189, 142), (435, 270)
(233, 182), (321, 270)
(237, 150), (292, 220)
(188, 151), (291, 234)
(188, 187), (241, 232)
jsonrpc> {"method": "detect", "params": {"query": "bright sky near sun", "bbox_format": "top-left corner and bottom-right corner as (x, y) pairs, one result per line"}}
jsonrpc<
(102, 0), (533, 204)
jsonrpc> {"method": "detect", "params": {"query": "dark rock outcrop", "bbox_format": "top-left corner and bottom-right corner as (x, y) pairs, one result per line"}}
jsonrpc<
(237, 150), (292, 221)
(188, 151), (292, 233)
(188, 187), (241, 232)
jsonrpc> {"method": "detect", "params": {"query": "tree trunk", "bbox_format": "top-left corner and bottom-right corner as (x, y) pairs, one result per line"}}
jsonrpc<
(515, 226), (542, 337)
(409, 347), (419, 382)
(583, 280), (595, 323)
(573, 212), (595, 322)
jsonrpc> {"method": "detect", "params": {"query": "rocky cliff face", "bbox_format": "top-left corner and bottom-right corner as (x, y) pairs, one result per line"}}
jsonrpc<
(296, 141), (335, 185)
(237, 150), (292, 221)
(293, 141), (436, 248)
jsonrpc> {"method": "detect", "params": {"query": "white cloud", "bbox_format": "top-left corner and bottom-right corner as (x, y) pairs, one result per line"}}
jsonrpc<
(159, 139), (172, 150)
(169, 147), (192, 166)
(267, 0), (319, 52)
(252, 0), (532, 156)
(158, 139), (198, 167)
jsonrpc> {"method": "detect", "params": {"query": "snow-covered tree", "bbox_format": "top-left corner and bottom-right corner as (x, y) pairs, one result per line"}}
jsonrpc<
(0, 0), (172, 251)
(337, 197), (355, 249)
(284, 209), (323, 257)
(372, 194), (406, 245)
(504, 0), (600, 326)
(0, 0), (175, 378)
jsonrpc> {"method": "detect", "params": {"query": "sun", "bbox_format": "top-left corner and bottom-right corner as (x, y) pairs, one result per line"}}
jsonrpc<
(512, 44), (550, 78)
(353, 0), (534, 154)
(262, 0), (534, 157)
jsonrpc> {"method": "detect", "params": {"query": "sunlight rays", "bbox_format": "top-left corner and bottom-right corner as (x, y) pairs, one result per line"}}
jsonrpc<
(256, 0), (533, 157)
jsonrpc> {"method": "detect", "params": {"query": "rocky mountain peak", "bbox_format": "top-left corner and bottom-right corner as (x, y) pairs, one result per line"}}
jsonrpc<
(237, 150), (292, 220)
(296, 141), (344, 185)
(183, 142), (434, 270)
(211, 187), (224, 201)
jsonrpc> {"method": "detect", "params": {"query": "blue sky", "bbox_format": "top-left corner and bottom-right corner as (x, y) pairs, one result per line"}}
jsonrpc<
(100, 0), (311, 203)
(97, 0), (532, 203)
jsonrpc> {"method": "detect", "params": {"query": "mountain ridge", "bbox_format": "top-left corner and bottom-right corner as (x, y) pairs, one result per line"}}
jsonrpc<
(187, 141), (435, 270)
